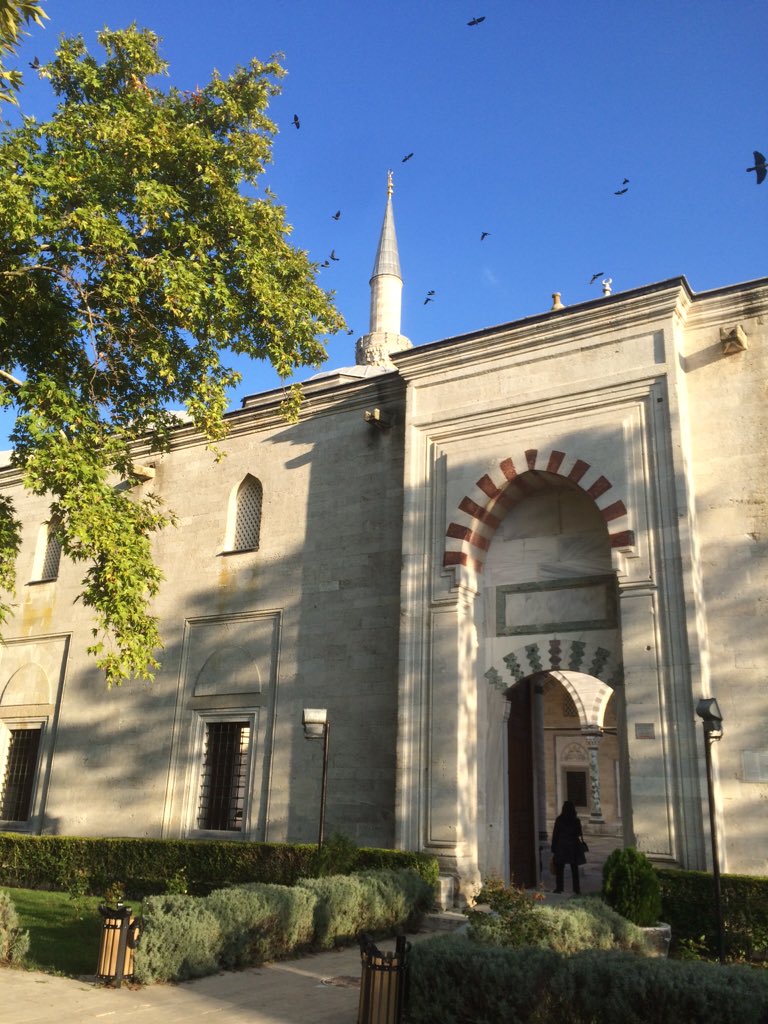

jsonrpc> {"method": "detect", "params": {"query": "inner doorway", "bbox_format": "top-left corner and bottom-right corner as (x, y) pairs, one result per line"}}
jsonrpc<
(507, 679), (536, 886)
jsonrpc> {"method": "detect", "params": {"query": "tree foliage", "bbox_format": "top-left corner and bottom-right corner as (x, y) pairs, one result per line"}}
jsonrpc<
(0, 1), (47, 104)
(0, 25), (345, 684)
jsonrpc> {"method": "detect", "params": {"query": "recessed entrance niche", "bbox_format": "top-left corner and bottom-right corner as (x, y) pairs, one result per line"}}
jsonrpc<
(482, 471), (624, 886)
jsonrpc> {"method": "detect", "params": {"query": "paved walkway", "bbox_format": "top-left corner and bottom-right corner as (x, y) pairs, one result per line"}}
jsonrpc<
(2, 836), (618, 1023)
(2, 941), (373, 1024)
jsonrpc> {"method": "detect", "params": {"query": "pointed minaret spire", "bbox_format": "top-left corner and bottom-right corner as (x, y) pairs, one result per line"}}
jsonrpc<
(356, 171), (412, 369)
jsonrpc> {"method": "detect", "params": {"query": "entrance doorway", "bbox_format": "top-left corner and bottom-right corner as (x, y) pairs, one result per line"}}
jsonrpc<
(506, 679), (536, 886)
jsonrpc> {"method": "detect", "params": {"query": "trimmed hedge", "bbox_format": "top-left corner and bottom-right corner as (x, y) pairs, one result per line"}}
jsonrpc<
(297, 869), (431, 949)
(406, 935), (768, 1024)
(135, 868), (433, 984)
(657, 867), (768, 961)
(0, 834), (438, 898)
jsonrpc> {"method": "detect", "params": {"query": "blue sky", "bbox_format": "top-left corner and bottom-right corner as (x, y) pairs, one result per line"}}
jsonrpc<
(2, 0), (766, 447)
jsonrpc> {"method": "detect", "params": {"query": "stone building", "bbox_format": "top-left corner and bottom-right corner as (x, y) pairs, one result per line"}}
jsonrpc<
(1, 178), (766, 897)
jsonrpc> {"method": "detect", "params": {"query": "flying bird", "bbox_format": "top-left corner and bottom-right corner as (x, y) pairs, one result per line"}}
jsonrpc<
(614, 187), (628, 195)
(467, 16), (486, 26)
(480, 231), (490, 240)
(292, 114), (300, 129)
(589, 272), (604, 284)
(622, 178), (629, 184)
(423, 297), (434, 305)
(28, 55), (40, 69)
(402, 152), (414, 163)
(347, 329), (355, 335)
(321, 260), (330, 268)
(330, 250), (340, 261)
(747, 151), (766, 184)
(332, 210), (341, 220)
(426, 289), (435, 296)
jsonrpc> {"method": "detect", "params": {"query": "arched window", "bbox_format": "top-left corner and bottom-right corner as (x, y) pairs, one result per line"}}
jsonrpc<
(231, 476), (263, 552)
(32, 517), (62, 582)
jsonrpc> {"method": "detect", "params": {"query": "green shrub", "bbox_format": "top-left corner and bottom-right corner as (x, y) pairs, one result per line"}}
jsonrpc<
(657, 867), (768, 962)
(533, 897), (652, 955)
(406, 937), (768, 1024)
(297, 868), (432, 949)
(133, 894), (222, 983)
(135, 868), (431, 983)
(310, 832), (359, 877)
(466, 881), (652, 956)
(602, 846), (662, 926)
(206, 883), (316, 968)
(0, 889), (29, 964)
(465, 877), (549, 949)
(407, 936), (560, 1024)
(0, 833), (439, 898)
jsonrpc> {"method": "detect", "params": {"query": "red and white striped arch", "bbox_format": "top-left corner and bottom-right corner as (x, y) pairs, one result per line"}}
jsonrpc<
(443, 448), (635, 573)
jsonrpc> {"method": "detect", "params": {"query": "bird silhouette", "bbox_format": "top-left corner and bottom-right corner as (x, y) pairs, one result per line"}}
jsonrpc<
(614, 187), (628, 195)
(480, 231), (490, 240)
(292, 114), (300, 129)
(622, 178), (629, 184)
(589, 272), (604, 284)
(402, 152), (414, 163)
(423, 297), (434, 305)
(747, 151), (766, 184)
(321, 260), (330, 268)
(332, 210), (341, 220)
(347, 329), (355, 335)
(330, 250), (340, 261)
(467, 16), (486, 26)
(426, 290), (435, 296)
(28, 55), (40, 69)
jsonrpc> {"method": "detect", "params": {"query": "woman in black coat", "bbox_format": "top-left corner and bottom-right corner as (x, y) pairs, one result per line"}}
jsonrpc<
(551, 800), (584, 894)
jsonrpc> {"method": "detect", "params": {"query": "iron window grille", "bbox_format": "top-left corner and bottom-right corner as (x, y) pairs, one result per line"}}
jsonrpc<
(233, 477), (262, 551)
(39, 519), (62, 581)
(1, 727), (42, 821)
(197, 721), (250, 831)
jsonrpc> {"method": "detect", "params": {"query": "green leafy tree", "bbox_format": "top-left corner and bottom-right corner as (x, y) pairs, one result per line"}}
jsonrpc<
(0, 26), (345, 684)
(0, 1), (47, 104)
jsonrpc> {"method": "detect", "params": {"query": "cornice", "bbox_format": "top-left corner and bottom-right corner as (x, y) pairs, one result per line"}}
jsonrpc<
(684, 277), (768, 332)
(0, 369), (406, 476)
(392, 278), (693, 382)
(131, 367), (406, 459)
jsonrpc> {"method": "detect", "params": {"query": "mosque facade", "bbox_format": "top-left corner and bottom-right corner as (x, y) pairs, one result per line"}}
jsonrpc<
(1, 182), (766, 898)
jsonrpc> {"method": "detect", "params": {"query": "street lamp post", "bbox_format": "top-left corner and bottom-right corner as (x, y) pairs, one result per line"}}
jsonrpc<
(696, 697), (725, 964)
(302, 708), (330, 849)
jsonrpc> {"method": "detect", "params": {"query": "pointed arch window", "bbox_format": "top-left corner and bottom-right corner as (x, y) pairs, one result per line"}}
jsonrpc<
(230, 476), (263, 553)
(31, 517), (62, 582)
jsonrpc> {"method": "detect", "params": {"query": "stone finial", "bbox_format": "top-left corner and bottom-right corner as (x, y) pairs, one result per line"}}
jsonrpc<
(551, 292), (564, 311)
(602, 278), (612, 296)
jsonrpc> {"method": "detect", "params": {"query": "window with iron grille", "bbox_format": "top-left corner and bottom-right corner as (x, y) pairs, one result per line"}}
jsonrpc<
(40, 530), (62, 581)
(1, 727), (42, 821)
(35, 518), (62, 582)
(563, 692), (579, 717)
(232, 476), (262, 551)
(197, 721), (250, 831)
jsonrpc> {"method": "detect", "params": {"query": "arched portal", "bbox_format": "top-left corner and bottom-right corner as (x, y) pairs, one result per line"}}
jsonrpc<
(479, 471), (626, 885)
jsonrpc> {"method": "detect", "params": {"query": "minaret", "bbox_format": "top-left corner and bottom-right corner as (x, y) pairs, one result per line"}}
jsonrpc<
(355, 170), (412, 369)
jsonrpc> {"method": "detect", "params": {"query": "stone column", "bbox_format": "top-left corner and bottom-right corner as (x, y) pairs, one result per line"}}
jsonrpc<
(584, 728), (605, 824)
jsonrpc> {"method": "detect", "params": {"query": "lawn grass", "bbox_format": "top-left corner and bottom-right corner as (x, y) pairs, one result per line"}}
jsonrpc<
(2, 887), (109, 976)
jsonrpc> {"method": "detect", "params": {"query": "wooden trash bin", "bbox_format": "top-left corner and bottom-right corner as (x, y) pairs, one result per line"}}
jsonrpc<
(96, 904), (139, 986)
(358, 934), (410, 1024)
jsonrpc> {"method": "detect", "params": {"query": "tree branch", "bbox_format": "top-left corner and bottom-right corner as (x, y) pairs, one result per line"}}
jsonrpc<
(0, 368), (23, 387)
